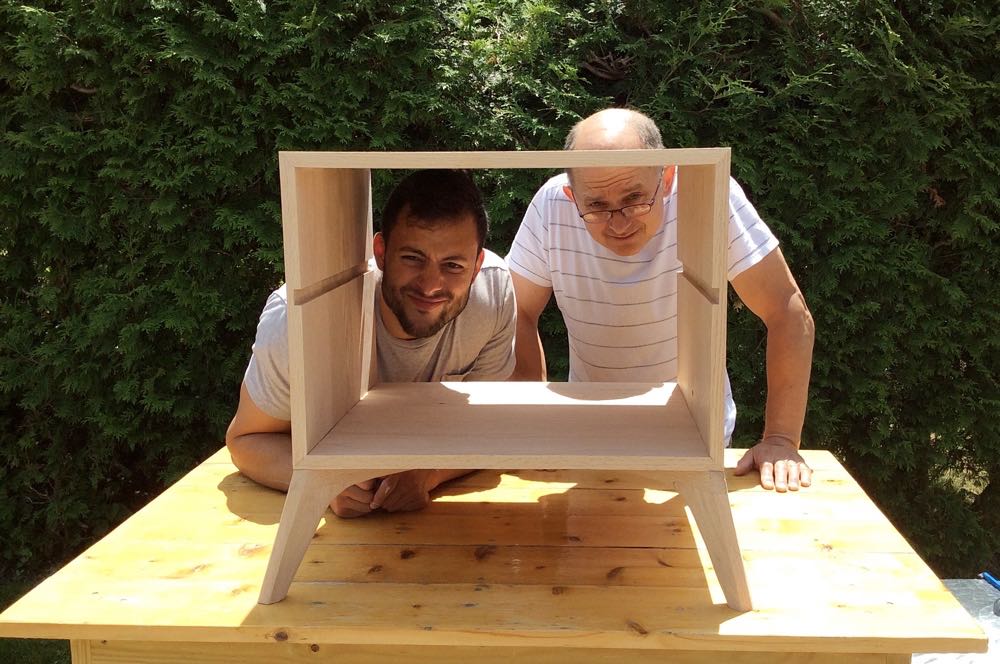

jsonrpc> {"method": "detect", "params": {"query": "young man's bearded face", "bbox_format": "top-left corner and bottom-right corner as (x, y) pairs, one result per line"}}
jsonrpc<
(374, 214), (484, 339)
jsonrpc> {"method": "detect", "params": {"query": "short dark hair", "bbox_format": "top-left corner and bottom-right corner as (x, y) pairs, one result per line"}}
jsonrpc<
(380, 169), (489, 251)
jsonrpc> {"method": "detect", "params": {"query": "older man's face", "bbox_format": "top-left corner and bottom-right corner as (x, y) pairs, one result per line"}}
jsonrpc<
(565, 166), (667, 256)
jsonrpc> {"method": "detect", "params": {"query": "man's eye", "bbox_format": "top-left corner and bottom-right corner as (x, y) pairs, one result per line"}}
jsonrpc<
(401, 255), (421, 263)
(444, 263), (465, 273)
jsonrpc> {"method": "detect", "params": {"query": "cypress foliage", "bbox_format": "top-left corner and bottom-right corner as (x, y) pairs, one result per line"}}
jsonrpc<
(1, 1), (996, 577)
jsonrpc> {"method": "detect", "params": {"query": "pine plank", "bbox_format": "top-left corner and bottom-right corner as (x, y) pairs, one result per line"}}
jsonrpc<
(85, 640), (901, 664)
(38, 538), (942, 593)
(0, 449), (986, 658)
(3, 578), (982, 653)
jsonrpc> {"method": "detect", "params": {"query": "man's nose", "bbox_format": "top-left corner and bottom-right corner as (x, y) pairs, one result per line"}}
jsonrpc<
(413, 264), (445, 293)
(607, 210), (635, 233)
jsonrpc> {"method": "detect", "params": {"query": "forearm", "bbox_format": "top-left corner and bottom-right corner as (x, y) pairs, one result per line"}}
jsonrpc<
(226, 432), (294, 492)
(762, 299), (815, 446)
(427, 468), (474, 489)
(764, 294), (815, 446)
(511, 316), (546, 380)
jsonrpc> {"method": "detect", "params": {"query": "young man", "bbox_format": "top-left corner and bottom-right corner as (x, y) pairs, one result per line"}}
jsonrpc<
(227, 169), (516, 517)
(506, 109), (816, 492)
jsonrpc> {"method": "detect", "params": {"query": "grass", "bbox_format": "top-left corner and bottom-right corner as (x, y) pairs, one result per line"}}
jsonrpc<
(0, 579), (70, 664)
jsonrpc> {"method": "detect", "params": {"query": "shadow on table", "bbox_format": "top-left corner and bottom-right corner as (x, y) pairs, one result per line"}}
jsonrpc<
(228, 466), (734, 636)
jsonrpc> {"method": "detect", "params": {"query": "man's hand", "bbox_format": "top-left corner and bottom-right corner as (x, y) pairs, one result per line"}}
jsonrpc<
(369, 470), (438, 513)
(734, 437), (812, 492)
(332, 479), (380, 518)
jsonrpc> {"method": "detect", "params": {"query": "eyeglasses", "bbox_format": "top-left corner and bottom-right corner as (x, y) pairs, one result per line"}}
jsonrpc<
(574, 172), (664, 225)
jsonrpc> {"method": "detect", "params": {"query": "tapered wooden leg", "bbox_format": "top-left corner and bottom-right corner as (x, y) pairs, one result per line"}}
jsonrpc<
(675, 471), (752, 611)
(258, 468), (398, 604)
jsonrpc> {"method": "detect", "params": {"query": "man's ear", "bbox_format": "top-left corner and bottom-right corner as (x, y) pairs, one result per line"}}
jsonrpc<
(373, 232), (387, 270)
(471, 248), (486, 281)
(562, 185), (576, 202)
(663, 165), (676, 191)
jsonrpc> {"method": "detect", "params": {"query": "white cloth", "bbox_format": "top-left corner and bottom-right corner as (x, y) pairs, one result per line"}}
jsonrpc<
(506, 172), (779, 441)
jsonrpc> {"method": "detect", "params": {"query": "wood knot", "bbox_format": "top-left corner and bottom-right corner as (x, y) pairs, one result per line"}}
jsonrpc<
(626, 619), (648, 636)
(237, 544), (264, 557)
(474, 545), (497, 561)
(400, 549), (416, 559)
(273, 631), (289, 642)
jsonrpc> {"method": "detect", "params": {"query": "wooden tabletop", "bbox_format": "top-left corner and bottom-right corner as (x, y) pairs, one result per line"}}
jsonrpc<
(0, 448), (986, 656)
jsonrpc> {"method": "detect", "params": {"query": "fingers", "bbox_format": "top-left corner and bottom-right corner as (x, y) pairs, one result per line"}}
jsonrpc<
(799, 463), (813, 487)
(332, 483), (377, 518)
(733, 449), (754, 476)
(370, 475), (396, 510)
(381, 485), (432, 512)
(758, 460), (775, 490)
(332, 481), (379, 518)
(773, 459), (790, 492)
(770, 459), (812, 492)
(737, 439), (814, 492)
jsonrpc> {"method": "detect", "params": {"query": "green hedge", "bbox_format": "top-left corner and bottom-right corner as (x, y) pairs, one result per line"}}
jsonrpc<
(1, 1), (996, 578)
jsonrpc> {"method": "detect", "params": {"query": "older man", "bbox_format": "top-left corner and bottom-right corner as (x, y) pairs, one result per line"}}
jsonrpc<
(227, 169), (516, 517)
(506, 108), (815, 491)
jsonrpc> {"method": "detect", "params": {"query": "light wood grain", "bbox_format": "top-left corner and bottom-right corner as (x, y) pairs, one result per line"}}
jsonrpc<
(3, 578), (983, 653)
(281, 148), (728, 170)
(85, 639), (907, 664)
(677, 273), (725, 463)
(673, 471), (751, 610)
(307, 382), (711, 470)
(676, 162), (728, 295)
(259, 468), (402, 604)
(70, 639), (90, 664)
(288, 278), (366, 463)
(50, 541), (942, 596)
(275, 149), (739, 608)
(282, 164), (372, 463)
(279, 164), (370, 298)
(0, 449), (986, 657)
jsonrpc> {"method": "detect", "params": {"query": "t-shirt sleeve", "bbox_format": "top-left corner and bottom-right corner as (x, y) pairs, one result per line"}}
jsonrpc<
(505, 189), (553, 288)
(243, 289), (292, 421)
(465, 265), (517, 381)
(726, 177), (780, 281)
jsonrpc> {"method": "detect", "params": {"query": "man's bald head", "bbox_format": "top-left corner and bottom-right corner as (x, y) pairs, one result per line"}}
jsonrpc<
(564, 108), (664, 151)
(559, 109), (670, 256)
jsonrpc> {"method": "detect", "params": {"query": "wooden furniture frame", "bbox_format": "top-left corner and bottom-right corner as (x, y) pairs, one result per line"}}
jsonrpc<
(259, 148), (752, 611)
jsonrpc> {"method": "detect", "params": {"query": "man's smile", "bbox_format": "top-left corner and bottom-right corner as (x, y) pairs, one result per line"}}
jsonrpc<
(405, 290), (449, 311)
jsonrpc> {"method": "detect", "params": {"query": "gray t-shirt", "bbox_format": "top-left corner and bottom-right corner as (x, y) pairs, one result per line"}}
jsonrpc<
(244, 249), (516, 420)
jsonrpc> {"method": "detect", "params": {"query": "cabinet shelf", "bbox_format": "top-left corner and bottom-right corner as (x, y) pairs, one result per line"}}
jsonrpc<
(303, 381), (714, 471)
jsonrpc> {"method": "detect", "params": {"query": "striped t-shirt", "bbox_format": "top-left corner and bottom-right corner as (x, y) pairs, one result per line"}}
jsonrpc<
(505, 172), (779, 441)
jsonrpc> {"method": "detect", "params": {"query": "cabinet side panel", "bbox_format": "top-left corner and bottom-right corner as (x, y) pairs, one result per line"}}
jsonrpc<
(677, 273), (723, 461)
(676, 163), (728, 295)
(280, 164), (372, 463)
(676, 158), (729, 464)
(290, 276), (366, 463)
(283, 167), (370, 295)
